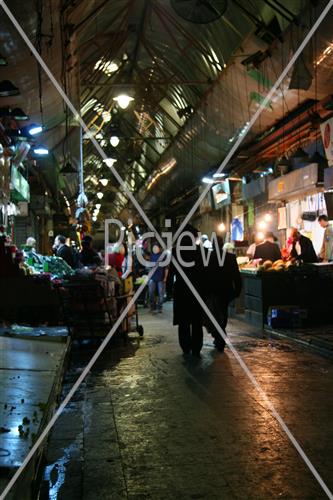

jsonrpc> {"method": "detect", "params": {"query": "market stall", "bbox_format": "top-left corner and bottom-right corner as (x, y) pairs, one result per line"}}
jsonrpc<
(240, 262), (333, 327)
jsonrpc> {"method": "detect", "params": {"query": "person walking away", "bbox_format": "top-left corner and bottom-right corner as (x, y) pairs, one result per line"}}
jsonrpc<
(318, 215), (333, 262)
(254, 232), (281, 262)
(53, 235), (74, 268)
(79, 235), (102, 267)
(204, 237), (242, 352)
(148, 243), (168, 313)
(169, 225), (204, 357)
(288, 228), (318, 263)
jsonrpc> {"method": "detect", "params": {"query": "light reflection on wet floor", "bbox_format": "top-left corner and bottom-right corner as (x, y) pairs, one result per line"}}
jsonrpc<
(39, 304), (333, 499)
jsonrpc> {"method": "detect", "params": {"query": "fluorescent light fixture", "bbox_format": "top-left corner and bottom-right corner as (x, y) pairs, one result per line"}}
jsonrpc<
(202, 176), (214, 184)
(100, 178), (109, 187)
(113, 94), (134, 109)
(213, 172), (227, 178)
(33, 145), (49, 155)
(28, 124), (43, 136)
(94, 59), (119, 76)
(110, 135), (120, 147)
(103, 158), (117, 167)
(96, 192), (104, 199)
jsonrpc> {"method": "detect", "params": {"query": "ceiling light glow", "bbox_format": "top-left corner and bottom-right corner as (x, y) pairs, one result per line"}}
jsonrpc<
(113, 94), (134, 109)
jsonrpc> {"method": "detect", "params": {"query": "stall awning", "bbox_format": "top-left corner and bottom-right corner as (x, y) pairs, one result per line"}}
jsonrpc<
(268, 164), (322, 202)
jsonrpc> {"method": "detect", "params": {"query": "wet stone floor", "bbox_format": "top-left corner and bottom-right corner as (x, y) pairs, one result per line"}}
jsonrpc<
(39, 303), (333, 499)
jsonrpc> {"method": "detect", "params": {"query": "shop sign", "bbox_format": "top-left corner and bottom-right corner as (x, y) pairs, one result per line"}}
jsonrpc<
(320, 117), (333, 161)
(277, 180), (285, 193)
(211, 180), (230, 209)
(10, 165), (30, 202)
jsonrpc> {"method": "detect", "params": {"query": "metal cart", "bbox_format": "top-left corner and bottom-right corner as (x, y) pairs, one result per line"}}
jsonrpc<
(116, 289), (144, 338)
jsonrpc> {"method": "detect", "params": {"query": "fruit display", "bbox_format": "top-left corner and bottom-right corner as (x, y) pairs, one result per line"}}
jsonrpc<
(242, 258), (297, 273)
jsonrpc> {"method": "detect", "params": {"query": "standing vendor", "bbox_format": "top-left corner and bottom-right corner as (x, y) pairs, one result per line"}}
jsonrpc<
(254, 232), (281, 262)
(288, 228), (317, 263)
(318, 215), (333, 262)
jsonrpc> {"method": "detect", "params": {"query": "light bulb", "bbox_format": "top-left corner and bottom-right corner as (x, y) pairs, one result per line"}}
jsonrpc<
(100, 178), (109, 186)
(95, 203), (101, 209)
(92, 216), (97, 221)
(258, 220), (267, 230)
(218, 222), (226, 232)
(256, 231), (265, 241)
(103, 158), (117, 167)
(264, 213), (272, 222)
(97, 192), (104, 199)
(110, 135), (120, 147)
(113, 94), (134, 109)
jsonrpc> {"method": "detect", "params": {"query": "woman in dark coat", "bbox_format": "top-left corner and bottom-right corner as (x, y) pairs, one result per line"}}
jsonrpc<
(170, 225), (205, 357)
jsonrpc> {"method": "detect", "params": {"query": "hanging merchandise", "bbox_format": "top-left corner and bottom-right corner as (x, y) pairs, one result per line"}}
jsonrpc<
(231, 217), (244, 241)
(278, 207), (287, 230)
(247, 201), (255, 227)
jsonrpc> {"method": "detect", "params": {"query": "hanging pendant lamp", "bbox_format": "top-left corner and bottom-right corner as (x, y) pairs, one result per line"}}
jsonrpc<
(291, 147), (309, 161)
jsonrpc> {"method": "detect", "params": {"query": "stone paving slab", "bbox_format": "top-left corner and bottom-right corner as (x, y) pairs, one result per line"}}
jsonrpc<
(39, 304), (333, 499)
(265, 324), (333, 358)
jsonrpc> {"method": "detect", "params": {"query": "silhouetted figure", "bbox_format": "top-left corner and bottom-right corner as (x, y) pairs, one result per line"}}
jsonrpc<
(254, 232), (281, 262)
(204, 238), (242, 352)
(170, 225), (204, 357)
(79, 235), (102, 267)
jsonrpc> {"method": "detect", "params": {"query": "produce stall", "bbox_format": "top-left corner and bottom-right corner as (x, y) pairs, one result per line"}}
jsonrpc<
(240, 261), (333, 327)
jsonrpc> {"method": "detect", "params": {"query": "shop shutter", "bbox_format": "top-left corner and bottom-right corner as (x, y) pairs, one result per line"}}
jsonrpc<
(14, 216), (28, 248)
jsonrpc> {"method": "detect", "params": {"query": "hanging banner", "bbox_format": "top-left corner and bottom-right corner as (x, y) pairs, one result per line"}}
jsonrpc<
(278, 207), (287, 229)
(320, 117), (333, 161)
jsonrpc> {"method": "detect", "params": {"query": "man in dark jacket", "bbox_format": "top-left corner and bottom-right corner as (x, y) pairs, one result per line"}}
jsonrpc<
(254, 232), (281, 262)
(289, 228), (318, 263)
(53, 235), (74, 268)
(170, 225), (205, 358)
(204, 238), (242, 352)
(79, 235), (102, 267)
